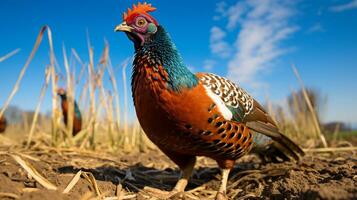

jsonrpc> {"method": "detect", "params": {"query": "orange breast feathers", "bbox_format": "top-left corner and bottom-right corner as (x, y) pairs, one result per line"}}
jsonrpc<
(132, 63), (210, 127)
(134, 76), (214, 130)
(133, 67), (213, 141)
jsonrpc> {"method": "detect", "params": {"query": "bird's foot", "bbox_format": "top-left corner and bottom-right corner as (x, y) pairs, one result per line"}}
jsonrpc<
(215, 191), (228, 200)
(144, 186), (184, 199)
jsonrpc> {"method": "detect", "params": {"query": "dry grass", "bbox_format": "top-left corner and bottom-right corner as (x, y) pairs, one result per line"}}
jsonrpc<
(291, 65), (327, 147)
(9, 153), (58, 190)
(0, 145), (355, 200)
(0, 25), (355, 154)
(266, 66), (332, 149)
(0, 48), (20, 63)
(0, 26), (153, 153)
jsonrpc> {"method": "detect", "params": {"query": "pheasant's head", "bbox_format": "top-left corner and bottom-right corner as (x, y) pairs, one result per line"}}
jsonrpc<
(57, 88), (67, 99)
(115, 2), (158, 48)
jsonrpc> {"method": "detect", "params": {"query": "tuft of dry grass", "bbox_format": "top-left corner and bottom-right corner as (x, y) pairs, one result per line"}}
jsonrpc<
(291, 65), (328, 147)
(0, 25), (152, 152)
(267, 65), (330, 149)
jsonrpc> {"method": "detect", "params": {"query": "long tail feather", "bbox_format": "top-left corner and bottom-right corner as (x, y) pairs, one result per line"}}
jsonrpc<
(247, 121), (305, 162)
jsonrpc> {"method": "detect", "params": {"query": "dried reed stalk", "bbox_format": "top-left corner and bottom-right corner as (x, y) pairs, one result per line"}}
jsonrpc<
(87, 44), (97, 149)
(63, 45), (75, 146)
(121, 58), (130, 151)
(47, 28), (59, 146)
(107, 57), (122, 138)
(0, 48), (20, 63)
(63, 170), (83, 193)
(303, 146), (357, 153)
(72, 49), (86, 84)
(332, 123), (341, 142)
(0, 192), (19, 199)
(10, 154), (57, 190)
(292, 65), (328, 147)
(82, 172), (101, 196)
(26, 68), (51, 148)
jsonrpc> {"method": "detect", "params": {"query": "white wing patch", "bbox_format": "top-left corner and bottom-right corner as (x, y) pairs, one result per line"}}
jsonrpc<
(199, 73), (254, 118)
(203, 87), (233, 120)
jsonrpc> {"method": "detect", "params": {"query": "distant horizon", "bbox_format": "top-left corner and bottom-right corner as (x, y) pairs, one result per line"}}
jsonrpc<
(1, 0), (357, 125)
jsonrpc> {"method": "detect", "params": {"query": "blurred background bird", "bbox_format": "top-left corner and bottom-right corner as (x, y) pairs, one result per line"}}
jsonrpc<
(57, 88), (82, 136)
(0, 115), (7, 133)
(115, 3), (304, 199)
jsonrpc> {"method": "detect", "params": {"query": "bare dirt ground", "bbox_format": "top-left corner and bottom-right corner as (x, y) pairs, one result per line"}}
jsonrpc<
(0, 145), (356, 200)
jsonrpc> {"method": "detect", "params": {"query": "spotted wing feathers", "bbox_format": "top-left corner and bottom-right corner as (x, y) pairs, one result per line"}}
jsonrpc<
(197, 72), (304, 161)
(198, 73), (254, 121)
(187, 118), (254, 160)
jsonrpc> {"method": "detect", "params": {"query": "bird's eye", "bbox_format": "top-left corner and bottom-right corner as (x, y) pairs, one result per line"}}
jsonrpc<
(136, 17), (147, 27)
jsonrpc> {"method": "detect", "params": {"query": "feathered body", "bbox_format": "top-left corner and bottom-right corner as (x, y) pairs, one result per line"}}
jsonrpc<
(58, 89), (82, 136)
(0, 115), (7, 133)
(132, 27), (256, 168)
(115, 3), (304, 199)
(131, 26), (303, 168)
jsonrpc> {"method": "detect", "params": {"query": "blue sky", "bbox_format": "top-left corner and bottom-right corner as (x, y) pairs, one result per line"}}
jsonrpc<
(0, 0), (356, 126)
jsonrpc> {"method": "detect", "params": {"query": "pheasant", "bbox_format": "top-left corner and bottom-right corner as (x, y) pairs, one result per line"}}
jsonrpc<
(57, 88), (82, 136)
(115, 3), (304, 199)
(0, 115), (6, 133)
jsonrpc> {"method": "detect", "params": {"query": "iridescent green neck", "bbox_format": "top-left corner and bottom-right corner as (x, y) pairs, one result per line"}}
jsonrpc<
(60, 94), (82, 119)
(132, 26), (198, 92)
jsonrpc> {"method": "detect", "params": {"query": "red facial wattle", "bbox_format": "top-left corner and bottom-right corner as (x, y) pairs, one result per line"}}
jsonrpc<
(114, 2), (158, 48)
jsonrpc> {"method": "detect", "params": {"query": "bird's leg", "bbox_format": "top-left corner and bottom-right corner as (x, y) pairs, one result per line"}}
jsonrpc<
(215, 168), (231, 200)
(144, 153), (196, 199)
(172, 156), (195, 192)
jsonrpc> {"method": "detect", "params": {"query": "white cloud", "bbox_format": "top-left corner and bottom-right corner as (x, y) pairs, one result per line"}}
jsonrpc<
(330, 0), (357, 12)
(213, 1), (227, 21)
(211, 0), (297, 87)
(209, 26), (232, 58)
(226, 1), (247, 30)
(210, 26), (226, 41)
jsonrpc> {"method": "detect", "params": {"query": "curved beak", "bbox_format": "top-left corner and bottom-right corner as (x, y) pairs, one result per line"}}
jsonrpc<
(114, 22), (133, 32)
